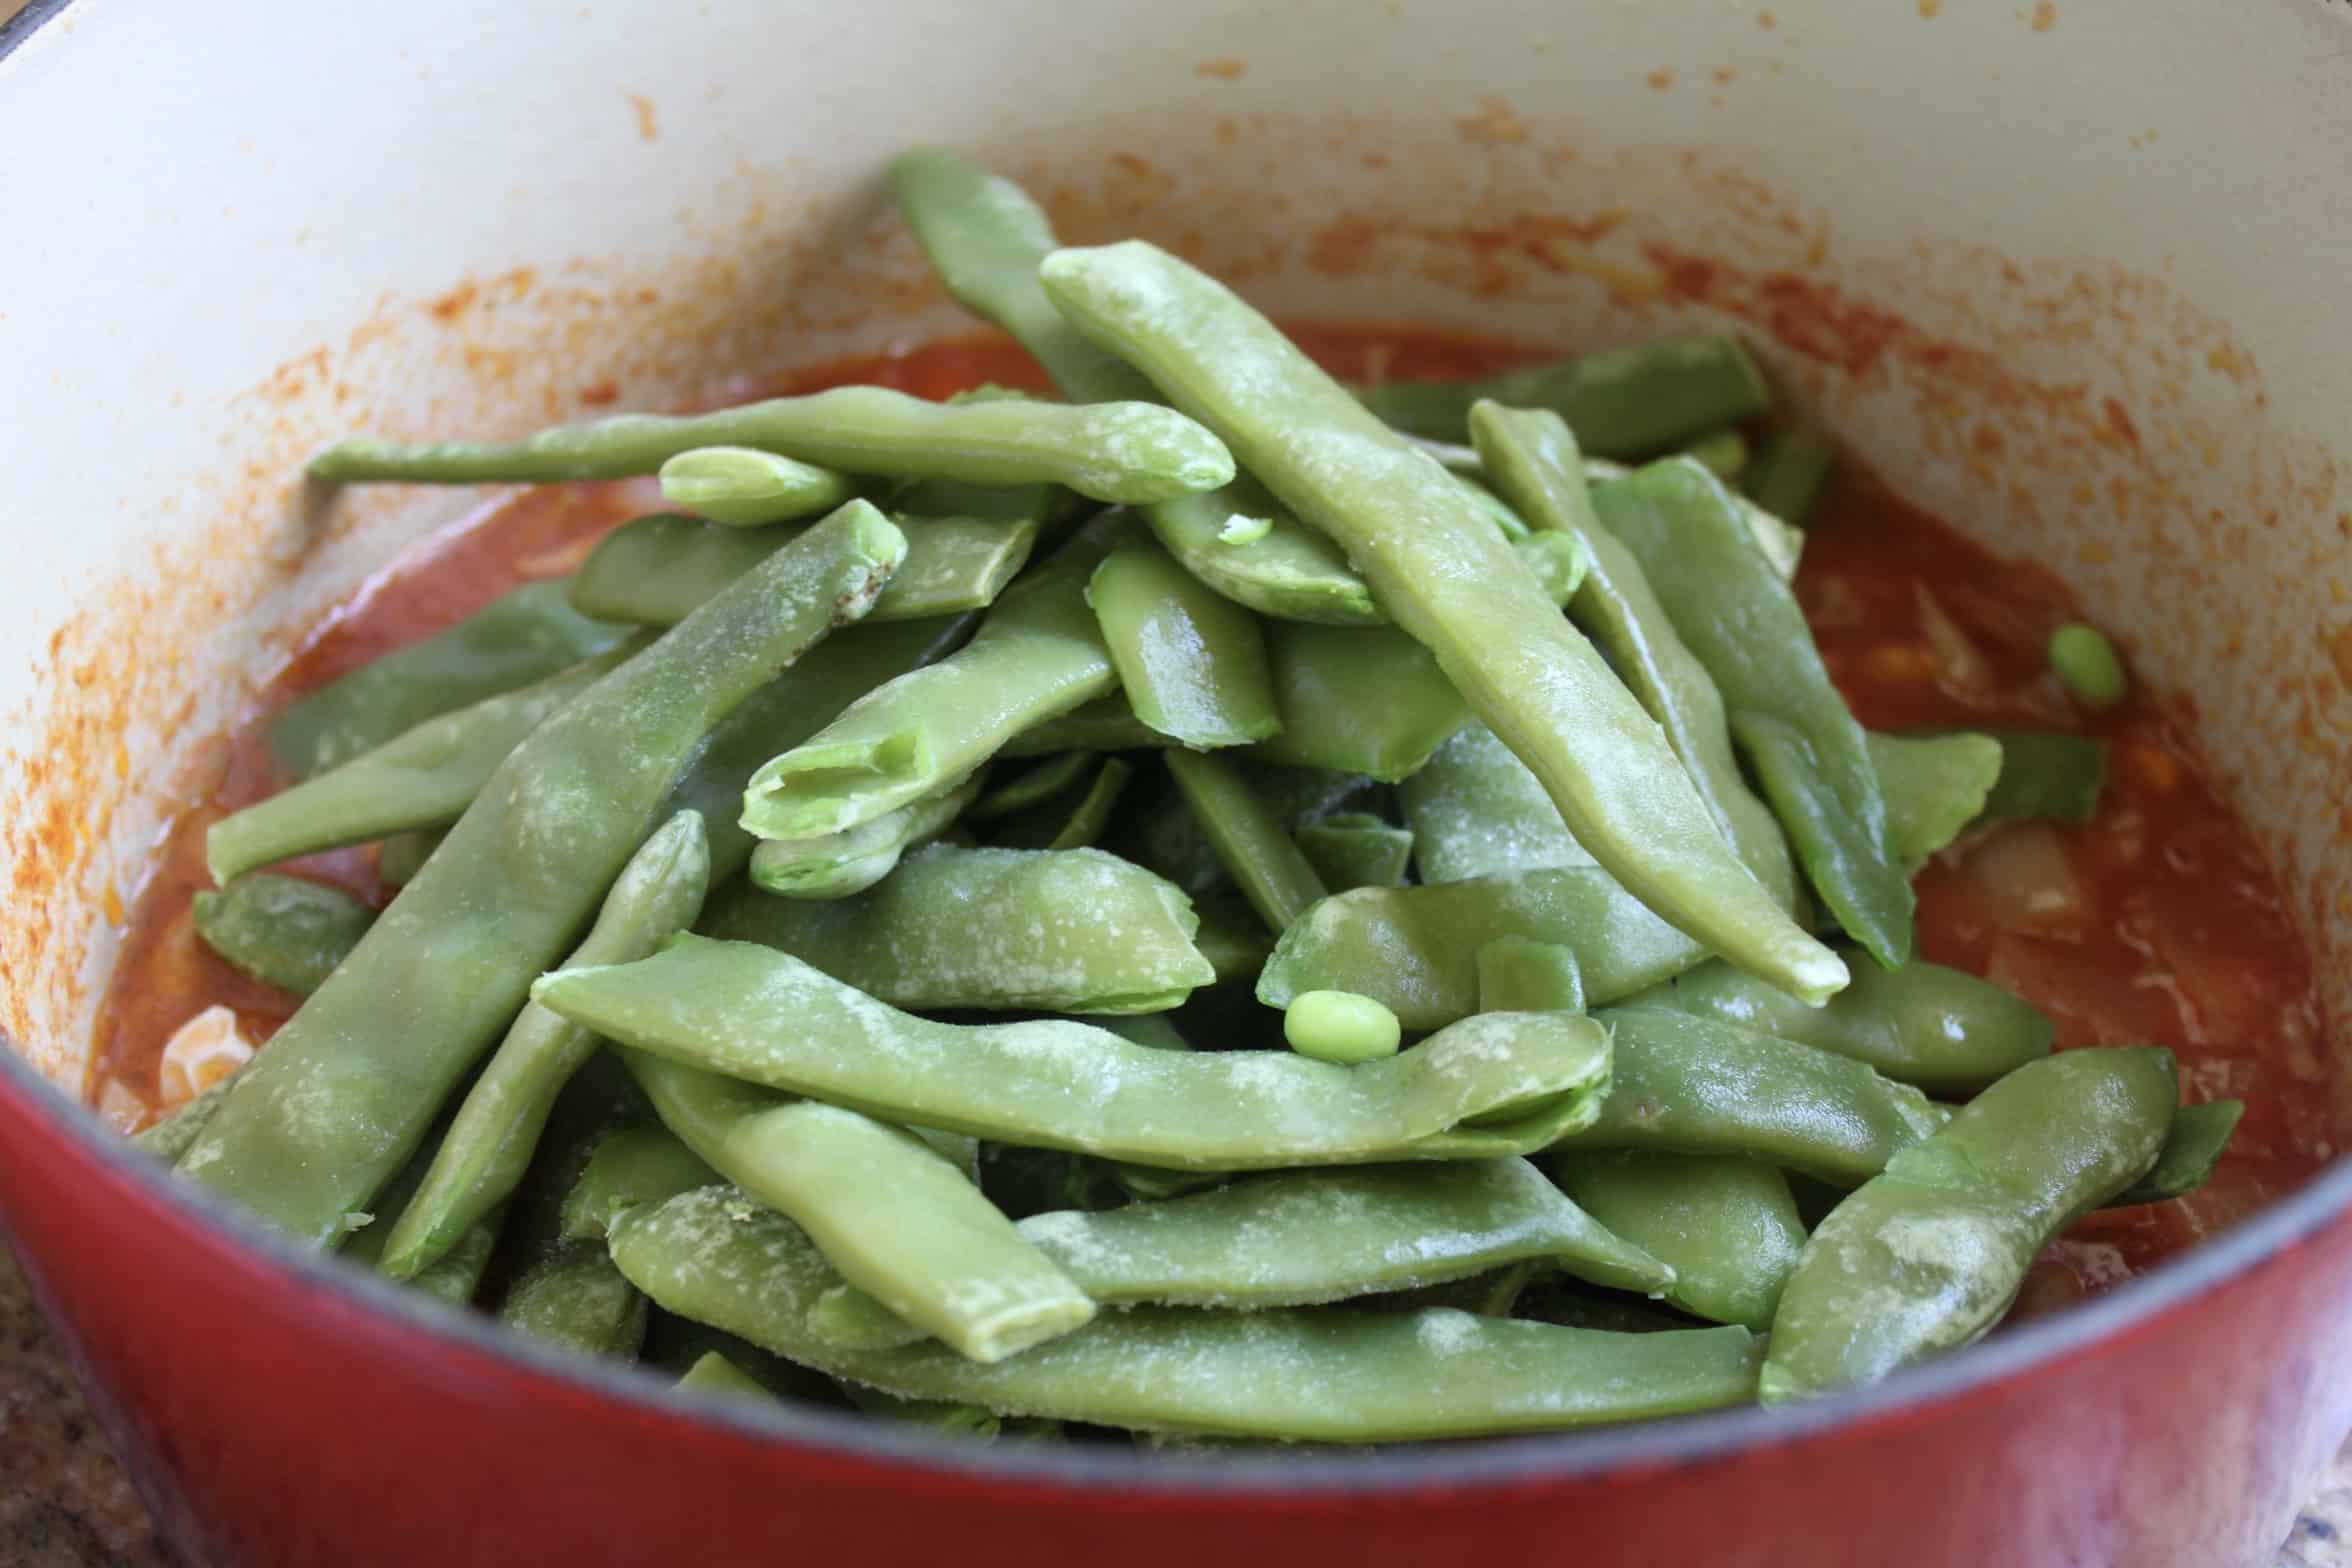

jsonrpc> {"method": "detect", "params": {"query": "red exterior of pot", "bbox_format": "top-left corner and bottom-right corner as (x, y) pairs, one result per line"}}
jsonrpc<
(4, 1058), (2349, 1568)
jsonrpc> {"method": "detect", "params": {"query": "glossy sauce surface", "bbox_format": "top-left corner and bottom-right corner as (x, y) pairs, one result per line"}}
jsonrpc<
(91, 326), (2333, 1310)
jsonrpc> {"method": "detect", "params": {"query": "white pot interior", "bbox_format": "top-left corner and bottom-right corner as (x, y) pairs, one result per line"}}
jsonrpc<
(1, 0), (2345, 1155)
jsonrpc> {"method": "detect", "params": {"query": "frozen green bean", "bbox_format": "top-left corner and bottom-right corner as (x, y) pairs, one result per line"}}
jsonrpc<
(560, 1124), (721, 1241)
(676, 1350), (779, 1400)
(1476, 937), (1586, 1014)
(748, 773), (980, 899)
(132, 1070), (244, 1163)
(1165, 750), (1328, 935)
(1681, 428), (1750, 481)
(997, 696), (1167, 758)
(497, 1240), (651, 1359)
(1294, 812), (1414, 891)
(191, 874), (375, 997)
(1254, 620), (1470, 783)
(375, 827), (443, 887)
(1355, 334), (1771, 456)
(1551, 1152), (1804, 1331)
(1401, 721), (1594, 883)
(1140, 478), (1381, 625)
(658, 445), (858, 527)
(1743, 424), (1836, 529)
(968, 752), (1091, 820)
(1088, 540), (1280, 748)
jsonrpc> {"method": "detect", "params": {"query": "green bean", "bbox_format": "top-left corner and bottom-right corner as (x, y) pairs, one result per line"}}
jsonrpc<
(191, 874), (375, 997)
(1973, 728), (2108, 824)
(611, 1188), (1760, 1439)
(2109, 1099), (2242, 1207)
(1402, 434), (1485, 473)
(1742, 424), (1836, 528)
(375, 828), (443, 887)
(497, 1239), (651, 1359)
(841, 1386), (1005, 1438)
(658, 446), (859, 527)
(1353, 334), (1771, 456)
(1681, 428), (1750, 481)
(1165, 750), (1328, 935)
(571, 510), (1036, 631)
(997, 696), (1166, 758)
(2048, 623), (2130, 709)
(1294, 812), (1414, 891)
(1088, 540), (1280, 749)
(1283, 990), (1401, 1065)
(1620, 953), (2053, 1096)
(208, 644), (639, 885)
(748, 773), (981, 899)
(1253, 620), (1471, 782)
(1556, 1010), (1947, 1185)
(1192, 890), (1272, 985)
(1040, 243), (1842, 1006)
(1550, 1152), (1802, 1331)
(642, 1311), (841, 1405)
(1400, 721), (1593, 883)
(1593, 457), (1909, 967)
(533, 937), (1614, 1170)
(1761, 1047), (2176, 1402)
(741, 519), (1125, 843)
(968, 752), (1091, 820)
(704, 844), (1215, 1015)
(1865, 730), (2004, 867)
(177, 501), (908, 1242)
(378, 810), (710, 1278)
(1473, 405), (1796, 904)
(813, 1158), (1671, 1351)
(561, 1124), (721, 1241)
(1740, 496), (1807, 581)
(132, 1069), (244, 1162)
(267, 581), (626, 779)
(337, 1135), (502, 1308)
(1476, 937), (1586, 1014)
(676, 1350), (778, 1400)
(1513, 529), (1593, 603)
(623, 1049), (1093, 1364)
(1138, 479), (1381, 625)
(310, 387), (1233, 506)
(995, 757), (1131, 852)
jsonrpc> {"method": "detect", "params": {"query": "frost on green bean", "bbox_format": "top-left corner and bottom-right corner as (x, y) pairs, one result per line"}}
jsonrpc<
(748, 773), (981, 899)
(532, 936), (1614, 1170)
(191, 875), (375, 998)
(610, 1186), (1762, 1440)
(658, 445), (858, 527)
(1401, 722), (1595, 884)
(1293, 812), (1414, 892)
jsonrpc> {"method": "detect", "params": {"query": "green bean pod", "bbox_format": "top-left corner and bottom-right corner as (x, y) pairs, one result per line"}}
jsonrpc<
(1974, 728), (2109, 824)
(2110, 1099), (2242, 1207)
(1088, 539), (1281, 749)
(658, 445), (859, 527)
(968, 752), (1092, 820)
(991, 757), (1132, 852)
(1253, 620), (1471, 782)
(1621, 954), (2054, 1096)
(611, 1187), (1762, 1440)
(704, 844), (1215, 1015)
(132, 1069), (245, 1162)
(1354, 334), (1771, 455)
(1140, 478), (1382, 625)
(375, 828), (444, 887)
(1742, 425), (1837, 528)
(1475, 937), (1587, 1014)
(1865, 731), (2005, 867)
(177, 501), (908, 1243)
(1164, 751), (1329, 935)
(497, 1240), (651, 1359)
(533, 937), (1614, 1171)
(748, 773), (981, 899)
(1761, 1047), (2177, 1402)
(1400, 721), (1595, 883)
(1551, 1151), (1805, 1330)
(267, 581), (626, 779)
(190, 874), (376, 997)
(560, 1124), (721, 1241)
(1294, 812), (1414, 891)
(675, 1350), (779, 1400)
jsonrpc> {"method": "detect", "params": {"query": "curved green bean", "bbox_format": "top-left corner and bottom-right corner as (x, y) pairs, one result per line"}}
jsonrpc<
(1140, 478), (1382, 625)
(613, 1187), (1759, 1440)
(658, 445), (858, 527)
(748, 772), (980, 899)
(2110, 1098), (2242, 1207)
(1551, 1152), (1804, 1330)
(1761, 1047), (2176, 1402)
(532, 937), (1614, 1170)
(1165, 750), (1328, 935)
(705, 844), (1215, 1015)
(177, 501), (907, 1242)
(1088, 539), (1280, 749)
(1865, 730), (2004, 867)
(311, 386), (1233, 506)
(1294, 812), (1414, 891)
(191, 874), (375, 997)
(560, 1124), (721, 1242)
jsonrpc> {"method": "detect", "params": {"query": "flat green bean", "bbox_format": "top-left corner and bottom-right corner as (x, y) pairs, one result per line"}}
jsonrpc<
(676, 1350), (779, 1400)
(1165, 750), (1328, 935)
(177, 501), (907, 1242)
(1354, 334), (1771, 456)
(1253, 619), (1470, 782)
(533, 937), (1615, 1170)
(1865, 730), (2004, 867)
(1742, 425), (1837, 528)
(1973, 728), (2108, 824)
(1681, 428), (1750, 481)
(1400, 721), (1594, 883)
(132, 1069), (244, 1162)
(311, 387), (1233, 506)
(704, 844), (1214, 1014)
(268, 581), (625, 779)
(997, 697), (1166, 758)
(748, 773), (980, 899)
(613, 1188), (1760, 1440)
(658, 445), (858, 527)
(497, 1240), (651, 1359)
(1040, 243), (1842, 1004)
(191, 875), (375, 997)
(1551, 1152), (1804, 1331)
(337, 1135), (502, 1308)
(561, 1124), (721, 1241)
(1761, 1047), (2175, 1402)
(2110, 1099), (2242, 1207)
(1621, 954), (2053, 1096)
(1139, 478), (1381, 625)
(1089, 540), (1280, 748)
(1294, 812), (1414, 891)
(1475, 937), (1586, 1014)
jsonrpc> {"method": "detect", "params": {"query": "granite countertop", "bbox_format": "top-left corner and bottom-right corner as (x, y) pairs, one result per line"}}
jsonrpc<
(3, 1238), (2348, 1567)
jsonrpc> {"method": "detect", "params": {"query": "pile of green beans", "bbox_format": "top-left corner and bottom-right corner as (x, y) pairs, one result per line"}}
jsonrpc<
(150, 146), (2228, 1445)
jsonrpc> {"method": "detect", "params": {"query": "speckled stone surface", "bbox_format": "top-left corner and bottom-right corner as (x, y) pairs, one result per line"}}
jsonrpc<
(0, 1234), (2345, 1566)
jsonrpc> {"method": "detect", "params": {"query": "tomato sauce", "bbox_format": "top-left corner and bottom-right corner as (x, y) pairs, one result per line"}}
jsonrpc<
(91, 325), (2333, 1312)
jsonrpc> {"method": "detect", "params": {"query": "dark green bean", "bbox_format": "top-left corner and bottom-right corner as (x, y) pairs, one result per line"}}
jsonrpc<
(1354, 334), (1771, 456)
(1138, 477), (1381, 625)
(191, 874), (375, 997)
(1973, 728), (2109, 824)
(1165, 751), (1328, 935)
(337, 1134), (502, 1309)
(1865, 731), (2004, 867)
(1742, 424), (1837, 528)
(1089, 539), (1280, 748)
(177, 501), (908, 1242)
(1551, 1152), (1804, 1331)
(748, 773), (981, 899)
(560, 1124), (721, 1241)
(968, 752), (1091, 820)
(1475, 937), (1586, 1014)
(1761, 1047), (2176, 1402)
(1295, 812), (1414, 891)
(2109, 1099), (2242, 1207)
(132, 1069), (245, 1162)
(268, 581), (624, 779)
(995, 757), (1132, 852)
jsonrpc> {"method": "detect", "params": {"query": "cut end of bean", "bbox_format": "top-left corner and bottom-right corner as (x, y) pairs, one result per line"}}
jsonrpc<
(1283, 990), (1403, 1064)
(2048, 623), (2129, 710)
(1218, 513), (1272, 546)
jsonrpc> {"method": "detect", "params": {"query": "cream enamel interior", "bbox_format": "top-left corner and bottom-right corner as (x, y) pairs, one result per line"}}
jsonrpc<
(0, 0), (2344, 1147)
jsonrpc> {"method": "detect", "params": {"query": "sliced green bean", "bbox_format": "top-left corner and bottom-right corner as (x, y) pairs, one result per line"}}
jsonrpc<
(177, 502), (908, 1243)
(1681, 428), (1749, 481)
(1088, 540), (1280, 748)
(209, 644), (637, 885)
(1165, 750), (1328, 935)
(1354, 334), (1771, 456)
(267, 581), (626, 779)
(497, 1239), (651, 1359)
(1140, 479), (1381, 626)
(1550, 1152), (1804, 1331)
(1476, 937), (1586, 1014)
(1041, 243), (1841, 1005)
(997, 696), (1165, 758)
(1743, 424), (1836, 528)
(533, 937), (1614, 1170)
(375, 827), (443, 887)
(1621, 953), (2053, 1096)
(1557, 1009), (1947, 1186)
(1761, 1047), (2176, 1402)
(996, 756), (1132, 852)
(1295, 812), (1414, 891)
(612, 1188), (1760, 1440)
(311, 387), (1232, 506)
(968, 752), (1091, 820)
(1974, 728), (2108, 825)
(748, 772), (980, 899)
(741, 520), (1125, 843)
(840, 1386), (1006, 1438)
(561, 1124), (721, 1241)
(1254, 620), (1470, 782)
(1401, 721), (1593, 883)
(1283, 989), (1401, 1065)
(1865, 730), (2004, 867)
(813, 1158), (1671, 1350)
(676, 1350), (779, 1400)
(658, 445), (859, 527)
(338, 1135), (501, 1308)
(378, 809), (710, 1278)
(1594, 457), (1908, 967)
(191, 874), (375, 997)
(2110, 1099), (2242, 1207)
(1473, 405), (1795, 904)
(705, 844), (1214, 1015)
